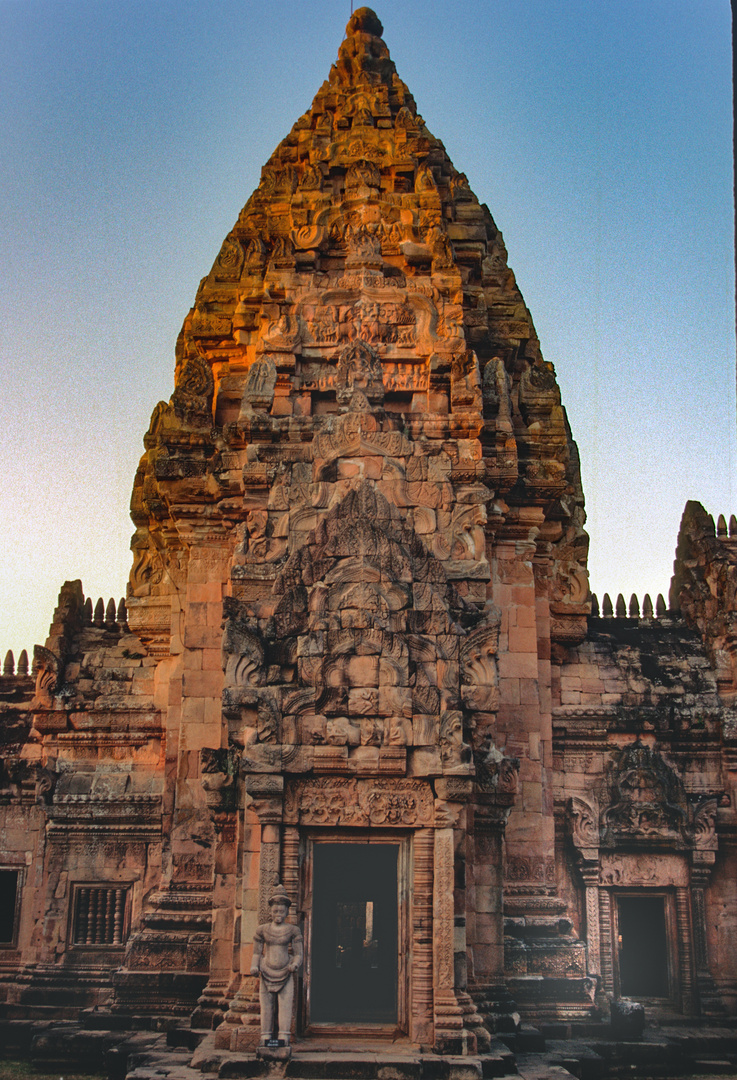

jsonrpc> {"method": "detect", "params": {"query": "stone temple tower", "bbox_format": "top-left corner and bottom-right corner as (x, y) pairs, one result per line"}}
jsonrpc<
(122, 5), (589, 1046)
(2, 4), (735, 1056)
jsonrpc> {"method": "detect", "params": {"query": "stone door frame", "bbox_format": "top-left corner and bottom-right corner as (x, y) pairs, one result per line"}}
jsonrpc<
(567, 749), (719, 1016)
(299, 829), (411, 1038)
(570, 817), (702, 1013)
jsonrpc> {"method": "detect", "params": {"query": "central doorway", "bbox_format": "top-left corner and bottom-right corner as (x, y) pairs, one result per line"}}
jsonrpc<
(616, 894), (670, 998)
(309, 842), (399, 1026)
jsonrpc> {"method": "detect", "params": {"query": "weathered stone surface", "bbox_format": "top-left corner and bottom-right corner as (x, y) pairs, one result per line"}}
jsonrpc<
(0, 5), (735, 1061)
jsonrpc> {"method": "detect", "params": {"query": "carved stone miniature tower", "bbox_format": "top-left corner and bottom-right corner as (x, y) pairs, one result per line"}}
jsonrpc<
(120, 5), (590, 1046)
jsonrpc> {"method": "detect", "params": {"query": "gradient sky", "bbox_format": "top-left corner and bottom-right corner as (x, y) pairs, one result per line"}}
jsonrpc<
(0, 0), (733, 661)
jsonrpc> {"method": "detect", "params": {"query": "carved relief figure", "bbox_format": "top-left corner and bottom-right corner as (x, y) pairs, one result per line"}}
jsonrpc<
(335, 340), (384, 409)
(601, 741), (689, 841)
(241, 357), (277, 414)
(250, 885), (303, 1046)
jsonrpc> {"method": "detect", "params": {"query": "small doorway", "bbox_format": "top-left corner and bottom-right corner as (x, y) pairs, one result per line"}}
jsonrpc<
(309, 842), (399, 1026)
(616, 895), (670, 998)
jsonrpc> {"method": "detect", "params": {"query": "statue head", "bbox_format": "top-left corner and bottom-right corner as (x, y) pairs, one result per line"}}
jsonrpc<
(267, 884), (292, 922)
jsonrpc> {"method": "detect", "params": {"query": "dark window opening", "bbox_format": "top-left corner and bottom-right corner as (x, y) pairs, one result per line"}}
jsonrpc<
(618, 895), (669, 997)
(71, 886), (129, 947)
(0, 870), (19, 946)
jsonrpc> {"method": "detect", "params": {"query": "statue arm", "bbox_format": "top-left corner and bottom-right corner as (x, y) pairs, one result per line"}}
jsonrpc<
(288, 927), (304, 973)
(250, 926), (264, 976)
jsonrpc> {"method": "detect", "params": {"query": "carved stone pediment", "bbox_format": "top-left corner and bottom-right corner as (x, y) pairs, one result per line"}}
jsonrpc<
(600, 741), (689, 846)
(568, 754), (721, 874)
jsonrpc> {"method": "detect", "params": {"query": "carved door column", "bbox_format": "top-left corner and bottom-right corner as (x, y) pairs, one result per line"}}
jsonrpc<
(433, 824), (467, 1053)
(244, 776), (285, 926)
(216, 774), (284, 1052)
(411, 828), (434, 1046)
(691, 870), (710, 976)
(281, 827), (300, 912)
(579, 863), (601, 979)
(691, 799), (719, 1009)
(597, 889), (615, 995)
(675, 886), (696, 1013)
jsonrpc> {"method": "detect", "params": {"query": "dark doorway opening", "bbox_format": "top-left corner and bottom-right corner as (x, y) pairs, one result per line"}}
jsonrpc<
(0, 870), (19, 946)
(617, 895), (669, 997)
(310, 843), (398, 1025)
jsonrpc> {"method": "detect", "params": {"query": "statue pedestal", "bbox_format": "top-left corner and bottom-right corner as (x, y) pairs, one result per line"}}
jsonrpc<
(257, 1043), (292, 1062)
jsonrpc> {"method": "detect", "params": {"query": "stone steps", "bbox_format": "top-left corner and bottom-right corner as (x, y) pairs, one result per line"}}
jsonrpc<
(206, 1045), (518, 1080)
(7, 1017), (737, 1080)
(498, 1026), (546, 1054)
(514, 1056), (576, 1080)
(544, 1039), (605, 1080)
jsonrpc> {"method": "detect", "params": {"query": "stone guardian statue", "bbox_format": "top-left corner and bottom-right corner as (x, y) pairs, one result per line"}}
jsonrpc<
(250, 884), (303, 1046)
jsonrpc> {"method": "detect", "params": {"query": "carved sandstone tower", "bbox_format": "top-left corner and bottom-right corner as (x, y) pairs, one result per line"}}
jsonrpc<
(119, 6), (590, 1046)
(2, 4), (735, 1046)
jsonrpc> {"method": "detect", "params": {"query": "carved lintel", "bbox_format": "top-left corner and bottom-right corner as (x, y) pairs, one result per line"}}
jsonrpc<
(283, 777), (433, 827)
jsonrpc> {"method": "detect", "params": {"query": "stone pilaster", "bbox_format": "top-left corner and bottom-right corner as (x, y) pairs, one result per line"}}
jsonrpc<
(433, 824), (470, 1053)
(216, 775), (283, 1050)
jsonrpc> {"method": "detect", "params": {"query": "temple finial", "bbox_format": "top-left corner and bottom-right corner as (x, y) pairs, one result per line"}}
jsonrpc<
(346, 7), (383, 37)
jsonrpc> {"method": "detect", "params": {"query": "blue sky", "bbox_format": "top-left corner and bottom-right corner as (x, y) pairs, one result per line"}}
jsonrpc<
(0, 0), (733, 659)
